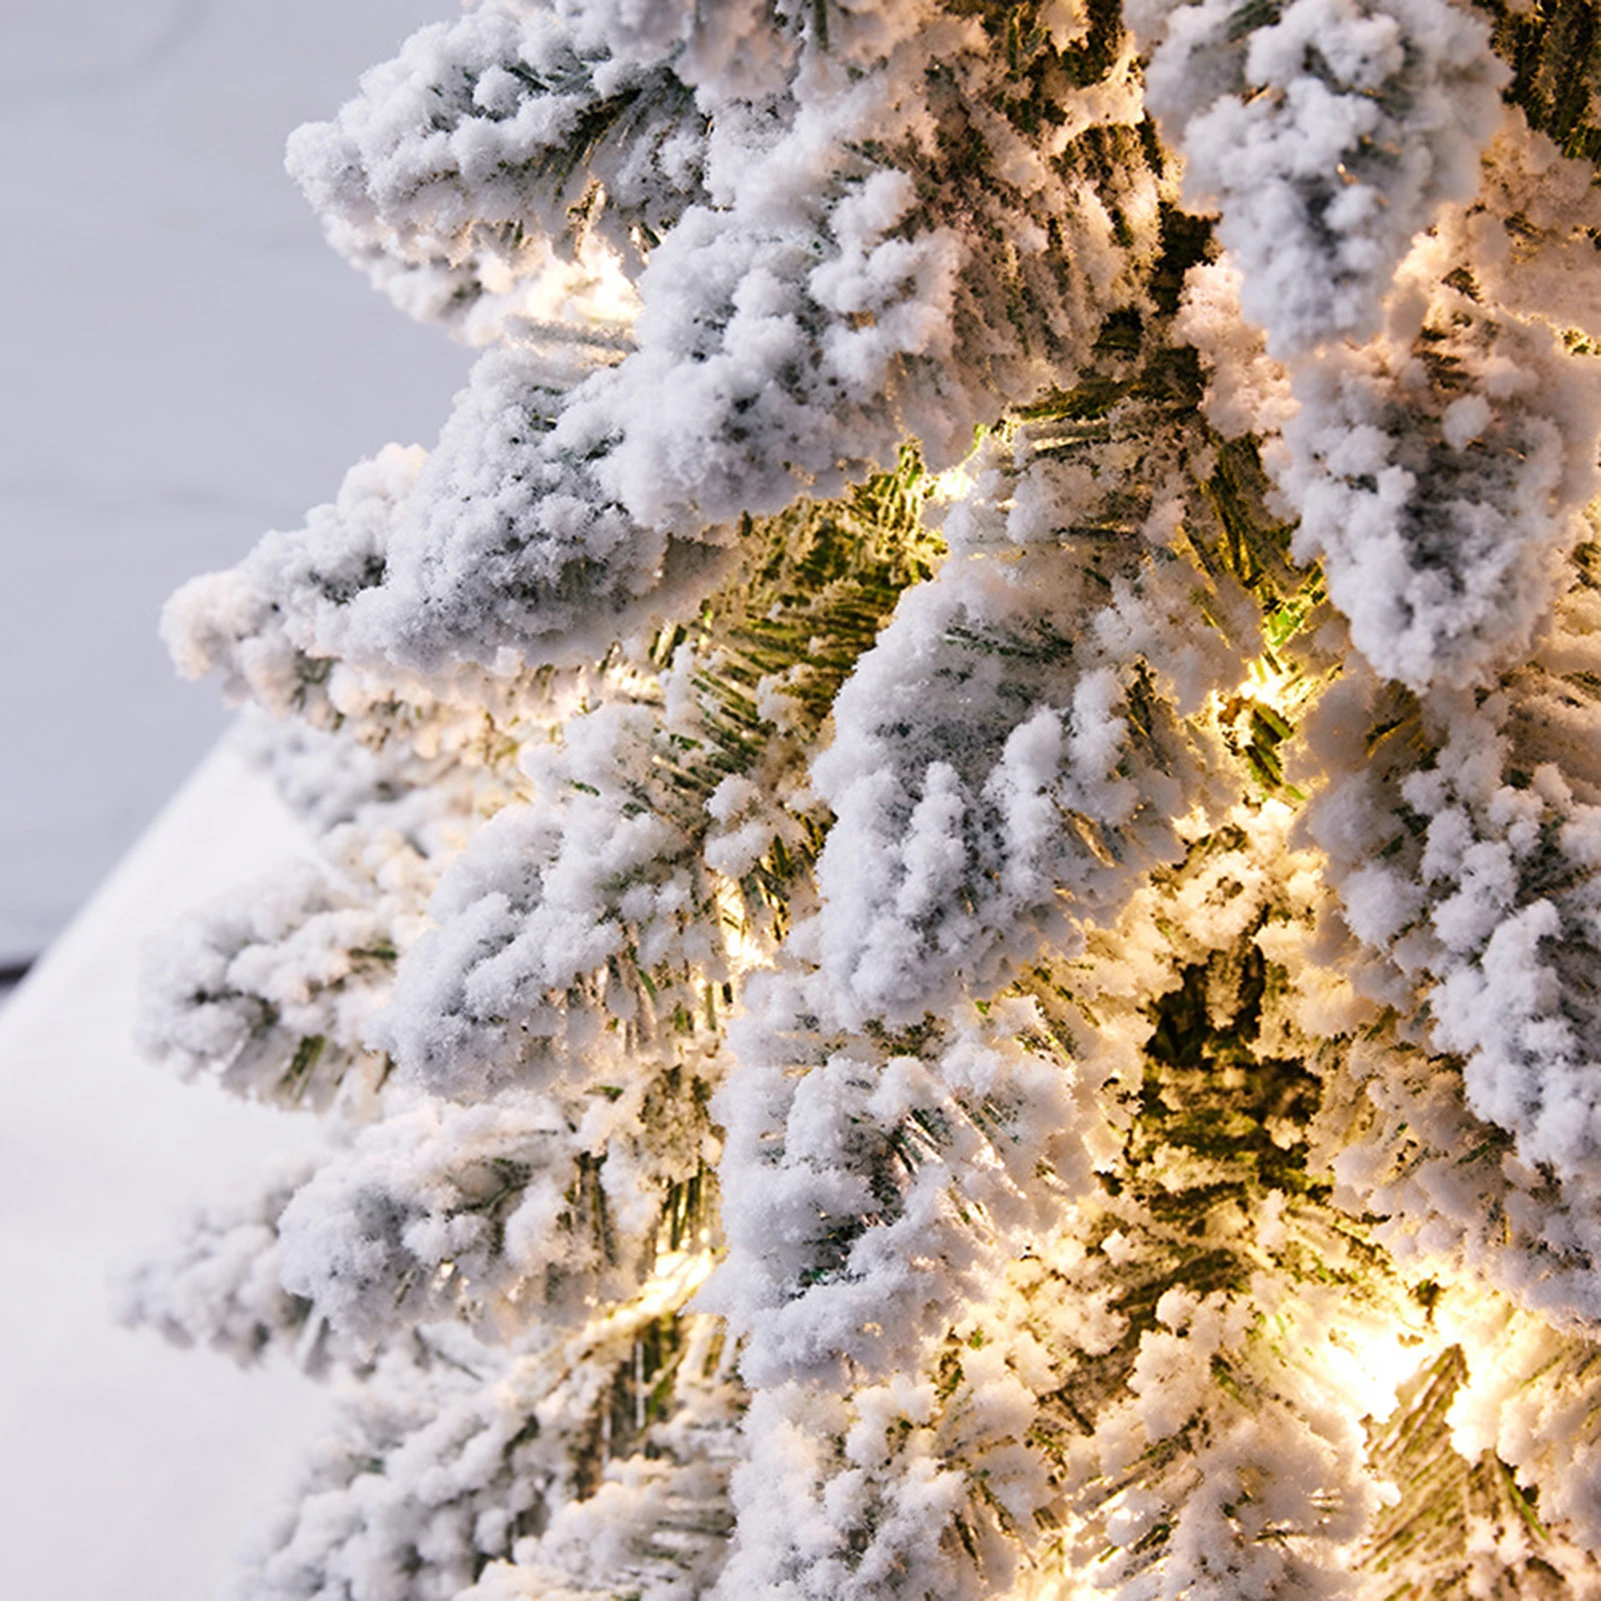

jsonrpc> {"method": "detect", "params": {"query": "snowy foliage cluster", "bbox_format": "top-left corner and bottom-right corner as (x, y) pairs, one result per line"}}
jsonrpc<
(124, 0), (1601, 1595)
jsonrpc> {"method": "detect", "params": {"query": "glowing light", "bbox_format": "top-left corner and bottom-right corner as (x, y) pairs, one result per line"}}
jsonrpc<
(713, 880), (772, 974)
(634, 1246), (717, 1323)
(1321, 1319), (1440, 1425)
(929, 462), (976, 504)
(1236, 656), (1299, 715)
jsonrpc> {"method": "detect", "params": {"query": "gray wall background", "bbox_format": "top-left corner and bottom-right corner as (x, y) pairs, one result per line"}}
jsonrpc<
(0, 0), (472, 965)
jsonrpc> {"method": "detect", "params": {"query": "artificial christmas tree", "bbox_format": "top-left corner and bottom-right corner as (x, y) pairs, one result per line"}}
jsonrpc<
(123, 0), (1601, 1594)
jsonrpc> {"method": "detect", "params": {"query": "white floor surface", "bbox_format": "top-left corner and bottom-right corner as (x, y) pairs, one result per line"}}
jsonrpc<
(0, 743), (333, 1599)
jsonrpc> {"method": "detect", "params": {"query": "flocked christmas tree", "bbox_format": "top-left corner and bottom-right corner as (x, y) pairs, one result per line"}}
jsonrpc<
(119, 0), (1601, 1593)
